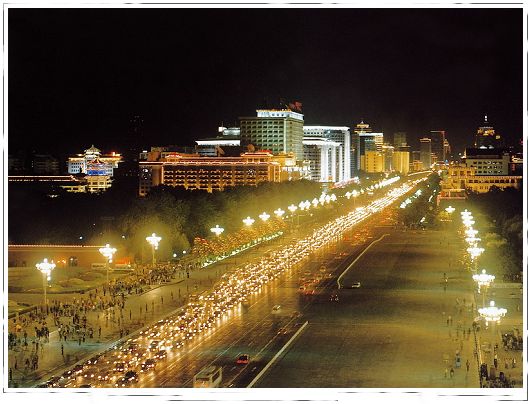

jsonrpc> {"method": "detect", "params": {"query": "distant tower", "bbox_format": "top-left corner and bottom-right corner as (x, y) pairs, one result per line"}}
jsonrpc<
(427, 130), (446, 161)
(419, 138), (432, 169)
(475, 114), (502, 148)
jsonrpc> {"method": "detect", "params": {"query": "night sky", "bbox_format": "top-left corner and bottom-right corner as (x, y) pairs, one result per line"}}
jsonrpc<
(8, 7), (523, 156)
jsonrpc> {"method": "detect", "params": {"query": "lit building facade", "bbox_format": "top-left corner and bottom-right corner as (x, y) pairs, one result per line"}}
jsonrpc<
(350, 120), (384, 173)
(427, 130), (446, 162)
(239, 109), (304, 161)
(442, 164), (521, 193)
(304, 126), (351, 182)
(68, 145), (122, 176)
(362, 151), (385, 173)
(392, 151), (410, 174)
(475, 115), (502, 149)
(33, 154), (60, 175)
(195, 137), (242, 157)
(464, 148), (510, 176)
(393, 131), (407, 147)
(303, 137), (342, 182)
(419, 138), (432, 169)
(139, 151), (283, 196)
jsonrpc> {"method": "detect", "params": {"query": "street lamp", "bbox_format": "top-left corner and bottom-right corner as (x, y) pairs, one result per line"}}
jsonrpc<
(99, 243), (117, 285)
(473, 269), (496, 306)
(145, 233), (161, 266)
(210, 225), (224, 237)
(445, 206), (456, 214)
(465, 228), (478, 238)
(287, 204), (297, 214)
(478, 300), (507, 325)
(463, 218), (475, 227)
(36, 258), (55, 309)
(467, 246), (485, 259)
(466, 237), (481, 247)
(461, 209), (472, 218)
(274, 208), (285, 218)
(478, 300), (507, 371)
(259, 212), (270, 222)
(243, 216), (255, 226)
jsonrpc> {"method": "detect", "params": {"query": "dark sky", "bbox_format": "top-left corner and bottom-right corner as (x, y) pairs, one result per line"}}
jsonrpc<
(8, 7), (523, 155)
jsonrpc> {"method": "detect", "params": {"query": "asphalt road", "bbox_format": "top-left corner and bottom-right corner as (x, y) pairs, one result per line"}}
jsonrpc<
(255, 225), (490, 388)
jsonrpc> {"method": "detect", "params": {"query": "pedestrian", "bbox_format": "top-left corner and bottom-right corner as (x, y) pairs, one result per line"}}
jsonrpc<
(129, 310), (132, 320)
(9, 367), (13, 381)
(61, 344), (64, 356)
(98, 326), (101, 338)
(161, 296), (164, 305)
(450, 367), (454, 378)
(171, 291), (174, 301)
(494, 354), (498, 369)
(444, 368), (448, 378)
(466, 359), (470, 372)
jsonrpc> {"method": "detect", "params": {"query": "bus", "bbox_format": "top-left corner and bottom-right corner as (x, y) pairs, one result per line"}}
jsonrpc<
(193, 365), (222, 388)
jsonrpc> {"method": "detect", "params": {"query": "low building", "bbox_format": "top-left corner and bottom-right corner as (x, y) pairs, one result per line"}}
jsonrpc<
(464, 148), (510, 176)
(68, 145), (122, 177)
(139, 151), (283, 195)
(442, 165), (522, 193)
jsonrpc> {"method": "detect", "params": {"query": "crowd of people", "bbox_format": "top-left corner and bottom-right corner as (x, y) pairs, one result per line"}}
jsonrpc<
(8, 261), (192, 386)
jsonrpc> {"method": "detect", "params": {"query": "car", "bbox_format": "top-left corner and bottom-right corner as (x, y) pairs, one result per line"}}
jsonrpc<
(236, 354), (250, 365)
(115, 371), (138, 387)
(149, 340), (161, 352)
(330, 293), (339, 302)
(271, 305), (282, 314)
(141, 358), (156, 371)
(155, 350), (167, 360)
(344, 282), (361, 289)
(113, 362), (126, 373)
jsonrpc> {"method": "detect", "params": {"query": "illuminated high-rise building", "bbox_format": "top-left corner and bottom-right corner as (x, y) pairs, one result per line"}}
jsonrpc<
(427, 130), (446, 162)
(239, 108), (304, 161)
(304, 126), (350, 182)
(393, 131), (407, 147)
(350, 120), (383, 174)
(419, 138), (432, 169)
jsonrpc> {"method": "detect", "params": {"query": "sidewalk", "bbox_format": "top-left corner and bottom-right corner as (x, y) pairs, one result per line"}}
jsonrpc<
(7, 237), (283, 388)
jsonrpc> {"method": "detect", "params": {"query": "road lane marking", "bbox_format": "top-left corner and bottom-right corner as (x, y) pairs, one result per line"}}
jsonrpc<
(247, 321), (309, 388)
(336, 233), (390, 289)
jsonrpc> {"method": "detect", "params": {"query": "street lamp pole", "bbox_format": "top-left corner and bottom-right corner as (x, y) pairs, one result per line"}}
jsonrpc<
(99, 244), (117, 285)
(478, 300), (507, 378)
(473, 269), (495, 307)
(36, 258), (55, 310)
(146, 233), (162, 266)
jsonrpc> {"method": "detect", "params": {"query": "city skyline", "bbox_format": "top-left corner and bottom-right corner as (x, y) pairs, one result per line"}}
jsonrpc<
(7, 7), (523, 155)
